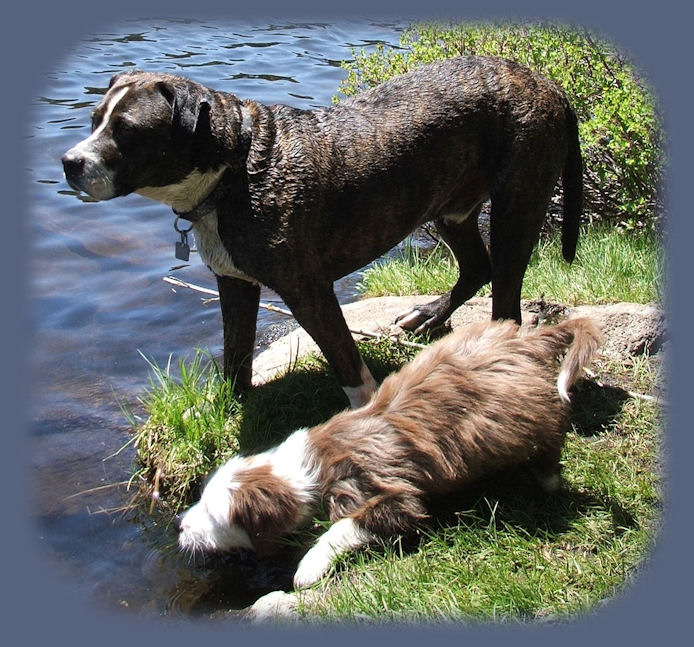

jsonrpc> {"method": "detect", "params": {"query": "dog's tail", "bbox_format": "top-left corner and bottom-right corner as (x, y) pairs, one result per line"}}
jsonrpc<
(560, 102), (583, 264)
(529, 317), (603, 403)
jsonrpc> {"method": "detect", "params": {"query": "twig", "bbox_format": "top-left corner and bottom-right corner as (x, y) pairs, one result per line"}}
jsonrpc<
(163, 275), (426, 349)
(65, 481), (133, 500)
(583, 367), (667, 406)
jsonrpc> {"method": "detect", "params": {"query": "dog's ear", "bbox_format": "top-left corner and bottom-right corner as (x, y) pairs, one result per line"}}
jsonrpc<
(157, 80), (210, 138)
(230, 474), (300, 557)
(108, 71), (128, 89)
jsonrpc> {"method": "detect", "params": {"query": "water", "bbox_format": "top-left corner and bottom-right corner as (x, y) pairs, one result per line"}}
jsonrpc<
(28, 18), (405, 618)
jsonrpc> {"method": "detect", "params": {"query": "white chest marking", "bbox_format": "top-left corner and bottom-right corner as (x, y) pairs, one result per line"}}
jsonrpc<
(135, 168), (257, 283)
(136, 168), (226, 213)
(193, 212), (256, 282)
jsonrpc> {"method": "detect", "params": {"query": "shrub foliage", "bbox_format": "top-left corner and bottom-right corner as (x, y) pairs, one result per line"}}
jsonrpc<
(337, 23), (665, 230)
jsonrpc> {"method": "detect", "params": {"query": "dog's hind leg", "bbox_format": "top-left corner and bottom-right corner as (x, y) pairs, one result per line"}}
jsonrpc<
(488, 191), (554, 324)
(216, 275), (261, 391)
(395, 204), (491, 334)
(281, 284), (377, 408)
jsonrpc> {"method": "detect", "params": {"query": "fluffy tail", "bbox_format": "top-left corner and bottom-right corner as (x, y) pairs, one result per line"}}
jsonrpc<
(530, 317), (604, 403)
(561, 103), (583, 263)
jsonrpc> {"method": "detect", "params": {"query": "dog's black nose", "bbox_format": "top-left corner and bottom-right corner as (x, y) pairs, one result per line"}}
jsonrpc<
(173, 514), (183, 532)
(61, 150), (85, 177)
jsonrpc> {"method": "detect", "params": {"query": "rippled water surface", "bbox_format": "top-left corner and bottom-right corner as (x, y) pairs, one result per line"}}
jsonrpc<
(29, 18), (404, 617)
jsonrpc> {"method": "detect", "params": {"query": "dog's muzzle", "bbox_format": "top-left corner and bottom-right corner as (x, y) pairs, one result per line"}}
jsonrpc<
(62, 146), (117, 200)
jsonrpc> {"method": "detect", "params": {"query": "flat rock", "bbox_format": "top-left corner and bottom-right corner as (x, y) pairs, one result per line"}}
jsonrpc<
(252, 296), (666, 386)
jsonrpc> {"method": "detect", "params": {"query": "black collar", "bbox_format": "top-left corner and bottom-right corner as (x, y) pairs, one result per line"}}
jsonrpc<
(172, 178), (228, 223)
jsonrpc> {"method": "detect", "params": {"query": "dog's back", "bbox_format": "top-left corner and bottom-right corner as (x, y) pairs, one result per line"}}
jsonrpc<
(373, 317), (602, 412)
(316, 318), (602, 510)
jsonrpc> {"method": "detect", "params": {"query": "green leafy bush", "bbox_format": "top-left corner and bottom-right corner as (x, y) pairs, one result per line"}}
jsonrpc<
(337, 23), (665, 230)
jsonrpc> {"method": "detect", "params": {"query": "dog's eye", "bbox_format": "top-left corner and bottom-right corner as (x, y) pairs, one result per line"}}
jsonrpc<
(112, 118), (136, 142)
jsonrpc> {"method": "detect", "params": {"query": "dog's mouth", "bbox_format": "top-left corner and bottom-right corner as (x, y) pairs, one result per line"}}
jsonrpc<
(62, 147), (120, 201)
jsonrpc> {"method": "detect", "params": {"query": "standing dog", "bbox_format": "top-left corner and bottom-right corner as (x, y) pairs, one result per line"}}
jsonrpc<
(177, 317), (602, 589)
(62, 56), (583, 407)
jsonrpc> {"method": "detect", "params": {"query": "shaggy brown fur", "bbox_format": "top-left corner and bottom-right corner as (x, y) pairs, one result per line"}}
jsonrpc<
(309, 317), (603, 537)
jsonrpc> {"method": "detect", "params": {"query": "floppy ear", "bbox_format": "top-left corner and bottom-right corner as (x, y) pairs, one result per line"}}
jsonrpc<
(230, 475), (301, 556)
(157, 80), (210, 137)
(108, 71), (128, 88)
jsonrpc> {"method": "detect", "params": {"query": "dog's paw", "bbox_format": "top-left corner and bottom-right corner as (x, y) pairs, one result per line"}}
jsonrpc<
(394, 305), (442, 334)
(293, 548), (333, 589)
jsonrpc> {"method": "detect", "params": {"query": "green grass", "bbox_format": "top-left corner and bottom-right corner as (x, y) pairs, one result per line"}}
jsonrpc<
(129, 338), (663, 622)
(300, 369), (662, 622)
(357, 224), (664, 306)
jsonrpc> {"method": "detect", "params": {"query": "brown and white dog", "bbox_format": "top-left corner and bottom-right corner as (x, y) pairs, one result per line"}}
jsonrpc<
(62, 57), (583, 407)
(177, 317), (602, 589)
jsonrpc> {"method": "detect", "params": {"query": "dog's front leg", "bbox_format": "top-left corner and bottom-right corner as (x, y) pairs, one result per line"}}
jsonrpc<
(216, 274), (260, 391)
(293, 518), (375, 589)
(282, 286), (377, 408)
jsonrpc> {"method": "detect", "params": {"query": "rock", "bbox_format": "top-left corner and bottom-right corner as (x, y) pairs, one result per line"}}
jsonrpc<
(251, 296), (666, 386)
(243, 590), (300, 623)
(569, 302), (666, 358)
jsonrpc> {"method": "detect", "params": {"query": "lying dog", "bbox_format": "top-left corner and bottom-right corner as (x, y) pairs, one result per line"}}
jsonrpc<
(62, 56), (583, 407)
(177, 317), (602, 589)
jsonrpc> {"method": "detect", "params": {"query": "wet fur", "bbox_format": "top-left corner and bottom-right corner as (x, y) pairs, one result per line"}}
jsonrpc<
(63, 57), (583, 406)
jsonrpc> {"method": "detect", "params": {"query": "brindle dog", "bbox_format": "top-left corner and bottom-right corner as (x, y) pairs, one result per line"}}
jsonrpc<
(62, 56), (582, 407)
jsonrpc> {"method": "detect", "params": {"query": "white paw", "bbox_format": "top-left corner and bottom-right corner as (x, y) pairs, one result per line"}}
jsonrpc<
(394, 307), (423, 330)
(293, 549), (333, 589)
(394, 307), (439, 334)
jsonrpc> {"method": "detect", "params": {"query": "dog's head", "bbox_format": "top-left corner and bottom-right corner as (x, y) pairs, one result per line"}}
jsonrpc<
(177, 455), (307, 557)
(61, 70), (240, 202)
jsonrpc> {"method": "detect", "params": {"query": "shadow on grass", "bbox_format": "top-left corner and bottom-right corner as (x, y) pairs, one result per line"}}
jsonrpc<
(570, 378), (631, 436)
(236, 341), (418, 452)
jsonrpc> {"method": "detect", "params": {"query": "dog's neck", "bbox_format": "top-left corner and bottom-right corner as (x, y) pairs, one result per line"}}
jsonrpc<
(135, 167), (226, 214)
(263, 428), (322, 518)
(171, 174), (229, 222)
(135, 104), (254, 216)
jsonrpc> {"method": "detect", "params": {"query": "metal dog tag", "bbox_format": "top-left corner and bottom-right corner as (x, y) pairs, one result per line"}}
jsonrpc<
(174, 217), (192, 261)
(175, 231), (190, 261)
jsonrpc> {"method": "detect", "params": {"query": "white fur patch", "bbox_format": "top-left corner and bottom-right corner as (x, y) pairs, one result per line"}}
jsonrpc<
(556, 370), (571, 403)
(342, 361), (378, 409)
(293, 518), (375, 589)
(63, 86), (131, 200)
(266, 429), (320, 514)
(178, 427), (320, 554)
(136, 168), (258, 281)
(177, 458), (254, 553)
(89, 86), (131, 145)
(192, 211), (256, 281)
(135, 167), (226, 213)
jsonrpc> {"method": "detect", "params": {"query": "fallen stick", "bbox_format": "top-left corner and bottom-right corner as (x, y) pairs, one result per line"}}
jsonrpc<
(163, 275), (427, 349)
